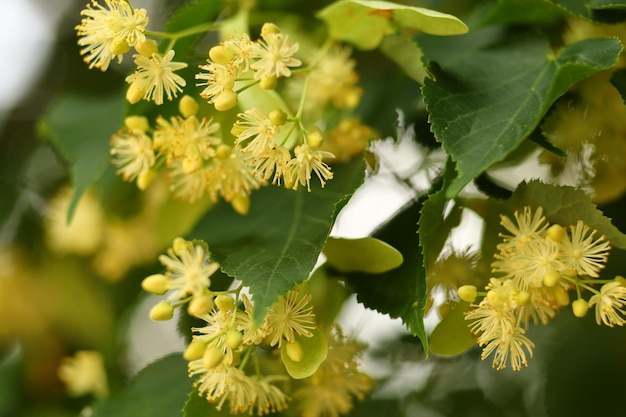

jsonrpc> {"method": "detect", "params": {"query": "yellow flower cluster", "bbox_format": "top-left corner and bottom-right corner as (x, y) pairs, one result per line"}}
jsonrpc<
(462, 206), (617, 370)
(142, 237), (372, 416)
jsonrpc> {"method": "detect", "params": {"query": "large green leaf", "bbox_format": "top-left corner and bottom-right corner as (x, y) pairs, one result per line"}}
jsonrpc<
(189, 159), (365, 324)
(477, 0), (564, 26)
(317, 0), (468, 50)
(505, 180), (626, 249)
(91, 354), (192, 417)
(46, 92), (126, 221)
(546, 0), (626, 21)
(184, 387), (232, 417)
(341, 197), (429, 355)
(422, 35), (622, 198)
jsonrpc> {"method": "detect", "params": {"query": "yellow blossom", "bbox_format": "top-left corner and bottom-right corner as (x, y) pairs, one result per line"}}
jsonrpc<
(588, 281), (626, 327)
(284, 144), (334, 191)
(267, 288), (316, 347)
(110, 128), (155, 181)
(125, 50), (187, 105)
(75, 0), (149, 70)
(251, 28), (301, 80)
(560, 220), (611, 277)
(57, 351), (109, 398)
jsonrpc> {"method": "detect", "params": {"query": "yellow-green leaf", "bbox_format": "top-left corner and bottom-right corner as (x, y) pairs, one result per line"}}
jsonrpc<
(317, 0), (468, 50)
(280, 328), (328, 379)
(324, 237), (403, 274)
(429, 301), (476, 356)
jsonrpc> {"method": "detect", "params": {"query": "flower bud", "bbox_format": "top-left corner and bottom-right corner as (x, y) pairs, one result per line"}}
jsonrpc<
(225, 330), (243, 350)
(215, 295), (235, 311)
(259, 76), (277, 90)
(572, 298), (589, 318)
(187, 294), (214, 317)
(231, 195), (250, 215)
(269, 109), (287, 126)
(457, 285), (477, 303)
(615, 275), (626, 286)
(215, 144), (232, 160)
(124, 115), (150, 132)
(202, 346), (224, 369)
(546, 224), (565, 242)
(209, 45), (234, 65)
(515, 290), (531, 307)
(260, 23), (280, 39)
(110, 39), (130, 55)
(183, 339), (206, 361)
(307, 131), (323, 148)
(179, 95), (199, 118)
(285, 340), (304, 362)
(137, 169), (157, 190)
(230, 123), (245, 138)
(553, 286), (570, 306)
(141, 274), (169, 295)
(149, 301), (174, 321)
(542, 270), (560, 287)
(135, 39), (158, 57)
(213, 89), (238, 111)
(172, 237), (189, 256)
(126, 83), (145, 104)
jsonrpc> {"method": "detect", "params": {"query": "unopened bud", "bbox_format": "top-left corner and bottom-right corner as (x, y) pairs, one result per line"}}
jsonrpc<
(187, 294), (214, 317)
(572, 299), (589, 318)
(225, 330), (243, 350)
(149, 301), (174, 321)
(543, 270), (560, 287)
(546, 224), (565, 243)
(216, 144), (232, 160)
(269, 109), (287, 126)
(615, 275), (626, 286)
(124, 115), (150, 132)
(179, 95), (199, 118)
(135, 39), (158, 57)
(137, 169), (157, 190)
(231, 195), (250, 215)
(307, 131), (323, 148)
(553, 286), (570, 306)
(202, 346), (224, 369)
(215, 295), (235, 311)
(172, 237), (189, 256)
(457, 285), (477, 303)
(110, 39), (130, 55)
(515, 290), (531, 307)
(285, 340), (304, 362)
(183, 339), (206, 361)
(213, 89), (238, 111)
(126, 82), (145, 104)
(209, 45), (234, 65)
(259, 76), (277, 90)
(230, 123), (245, 138)
(141, 274), (169, 295)
(260, 22), (280, 39)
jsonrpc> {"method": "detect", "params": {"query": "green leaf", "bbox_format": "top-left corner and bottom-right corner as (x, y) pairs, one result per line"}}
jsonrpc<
(418, 159), (461, 270)
(342, 197), (429, 355)
(91, 354), (192, 417)
(380, 34), (428, 83)
(546, 0), (626, 21)
(610, 68), (626, 105)
(308, 266), (351, 328)
(46, 92), (126, 221)
(323, 237), (403, 274)
(165, 0), (223, 59)
(505, 180), (626, 249)
(280, 328), (328, 379)
(477, 0), (564, 27)
(422, 35), (622, 198)
(189, 159), (365, 324)
(429, 301), (476, 356)
(316, 0), (468, 50)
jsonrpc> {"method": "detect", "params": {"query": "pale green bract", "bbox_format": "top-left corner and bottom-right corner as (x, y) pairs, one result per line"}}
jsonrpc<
(317, 0), (468, 50)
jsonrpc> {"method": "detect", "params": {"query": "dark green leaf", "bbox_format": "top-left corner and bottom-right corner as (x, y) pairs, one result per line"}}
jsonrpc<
(610, 68), (626, 105)
(342, 197), (429, 355)
(46, 92), (126, 221)
(165, 0), (223, 59)
(422, 35), (622, 198)
(91, 354), (192, 417)
(546, 0), (626, 21)
(477, 0), (564, 27)
(184, 387), (233, 417)
(189, 159), (365, 324)
(506, 180), (626, 249)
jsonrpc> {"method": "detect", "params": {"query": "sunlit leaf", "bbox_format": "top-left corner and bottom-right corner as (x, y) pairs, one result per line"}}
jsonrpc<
(280, 328), (328, 379)
(324, 236), (403, 274)
(422, 34), (622, 197)
(429, 301), (476, 356)
(317, 0), (468, 50)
